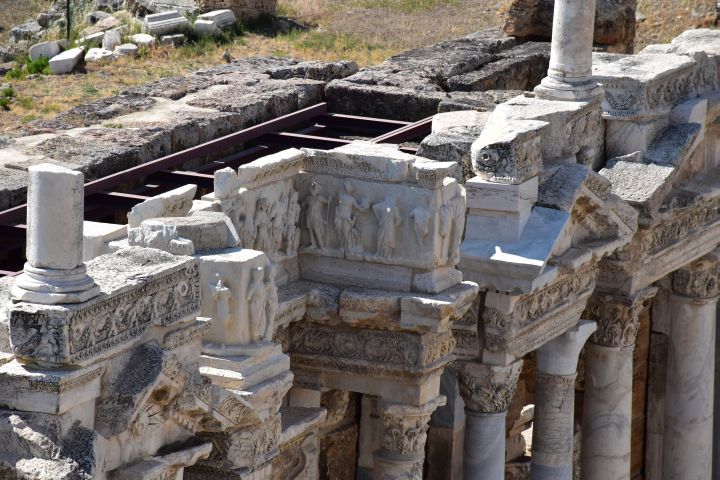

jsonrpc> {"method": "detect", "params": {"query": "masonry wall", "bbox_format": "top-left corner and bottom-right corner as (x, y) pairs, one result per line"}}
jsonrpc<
(199, 0), (276, 19)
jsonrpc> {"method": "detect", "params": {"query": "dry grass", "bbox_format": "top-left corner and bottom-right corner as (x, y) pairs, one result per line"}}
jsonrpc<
(636, 0), (716, 49)
(0, 0), (717, 133)
(0, 0), (54, 43)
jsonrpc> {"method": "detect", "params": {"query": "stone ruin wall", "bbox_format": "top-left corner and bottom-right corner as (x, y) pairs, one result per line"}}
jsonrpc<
(198, 0), (276, 19)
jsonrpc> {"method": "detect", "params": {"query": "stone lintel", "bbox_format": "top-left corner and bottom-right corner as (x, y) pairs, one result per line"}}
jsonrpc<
(585, 287), (658, 347)
(236, 148), (304, 190)
(0, 360), (104, 415)
(480, 263), (598, 361)
(452, 359), (523, 414)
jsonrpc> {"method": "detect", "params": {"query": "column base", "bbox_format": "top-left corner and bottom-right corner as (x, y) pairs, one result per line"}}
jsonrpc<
(11, 263), (100, 304)
(534, 76), (602, 102)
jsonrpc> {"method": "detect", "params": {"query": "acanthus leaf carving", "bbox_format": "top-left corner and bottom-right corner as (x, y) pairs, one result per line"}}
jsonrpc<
(453, 359), (523, 414)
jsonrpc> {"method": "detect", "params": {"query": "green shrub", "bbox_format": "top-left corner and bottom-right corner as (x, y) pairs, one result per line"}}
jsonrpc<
(4, 68), (25, 81)
(25, 56), (51, 75)
(0, 97), (10, 110)
(1, 87), (14, 98)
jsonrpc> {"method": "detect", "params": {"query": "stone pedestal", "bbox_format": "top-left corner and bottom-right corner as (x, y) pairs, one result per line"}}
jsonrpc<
(531, 321), (596, 480)
(581, 288), (657, 480)
(662, 256), (719, 480)
(453, 359), (523, 480)
(534, 0), (601, 100)
(373, 396), (446, 480)
(11, 164), (99, 304)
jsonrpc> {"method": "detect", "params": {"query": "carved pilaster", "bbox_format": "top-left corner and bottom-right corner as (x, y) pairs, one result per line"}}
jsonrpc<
(585, 287), (657, 348)
(672, 253), (720, 300)
(452, 359), (523, 414)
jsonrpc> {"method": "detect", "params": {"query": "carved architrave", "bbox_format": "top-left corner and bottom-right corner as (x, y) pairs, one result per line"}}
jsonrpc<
(289, 323), (455, 371)
(585, 287), (658, 347)
(481, 264), (598, 358)
(8, 262), (201, 366)
(672, 253), (720, 300)
(203, 416), (282, 470)
(380, 396), (446, 457)
(452, 359), (523, 414)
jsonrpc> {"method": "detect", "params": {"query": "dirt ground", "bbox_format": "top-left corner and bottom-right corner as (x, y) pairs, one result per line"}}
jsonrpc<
(0, 0), (716, 133)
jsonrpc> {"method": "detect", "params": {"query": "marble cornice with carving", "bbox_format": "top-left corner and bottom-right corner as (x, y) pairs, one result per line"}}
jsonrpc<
(481, 263), (598, 360)
(585, 287), (658, 347)
(672, 253), (720, 299)
(452, 359), (523, 413)
(599, 184), (720, 295)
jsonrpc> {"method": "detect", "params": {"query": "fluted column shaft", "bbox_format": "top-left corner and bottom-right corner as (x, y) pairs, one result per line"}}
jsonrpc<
(454, 359), (524, 480)
(581, 288), (657, 480)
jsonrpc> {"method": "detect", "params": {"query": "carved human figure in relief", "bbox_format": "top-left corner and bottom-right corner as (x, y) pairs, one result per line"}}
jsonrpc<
(247, 266), (267, 342)
(448, 193), (465, 264)
(373, 195), (402, 258)
(264, 265), (278, 340)
(440, 191), (465, 264)
(304, 181), (329, 250)
(284, 189), (301, 256)
(253, 198), (273, 253)
(410, 206), (431, 242)
(270, 193), (287, 253)
(335, 180), (369, 253)
(210, 273), (232, 333)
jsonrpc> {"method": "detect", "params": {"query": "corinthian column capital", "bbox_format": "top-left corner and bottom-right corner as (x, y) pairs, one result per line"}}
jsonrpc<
(672, 253), (720, 300)
(452, 359), (523, 414)
(585, 287), (657, 348)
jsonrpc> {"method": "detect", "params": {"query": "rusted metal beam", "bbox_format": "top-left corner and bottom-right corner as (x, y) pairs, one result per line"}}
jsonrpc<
(372, 116), (433, 144)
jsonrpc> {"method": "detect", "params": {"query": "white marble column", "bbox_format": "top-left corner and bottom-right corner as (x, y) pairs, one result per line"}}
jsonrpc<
(581, 288), (657, 480)
(530, 321), (596, 480)
(453, 359), (524, 480)
(373, 396), (446, 480)
(662, 255), (719, 480)
(534, 0), (601, 101)
(11, 163), (99, 304)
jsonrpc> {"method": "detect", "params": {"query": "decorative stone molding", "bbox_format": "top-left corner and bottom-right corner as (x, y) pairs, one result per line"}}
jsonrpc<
(452, 359), (523, 413)
(289, 323), (455, 370)
(672, 253), (720, 299)
(8, 251), (201, 367)
(481, 264), (598, 359)
(380, 396), (446, 456)
(585, 287), (657, 347)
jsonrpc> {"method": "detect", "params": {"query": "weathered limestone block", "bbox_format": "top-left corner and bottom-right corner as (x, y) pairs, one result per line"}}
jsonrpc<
(28, 41), (60, 61)
(197, 249), (275, 348)
(49, 47), (84, 75)
(488, 94), (605, 169)
(143, 10), (191, 36)
(471, 120), (546, 183)
(8, 248), (201, 367)
(504, 0), (637, 52)
(131, 211), (240, 254)
(198, 0), (277, 20)
(197, 9), (237, 29)
(271, 407), (326, 479)
(446, 42), (550, 92)
(294, 143), (464, 294)
(128, 220), (195, 255)
(127, 183), (197, 228)
(85, 47), (116, 64)
(599, 159), (676, 220)
(592, 51), (714, 121)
